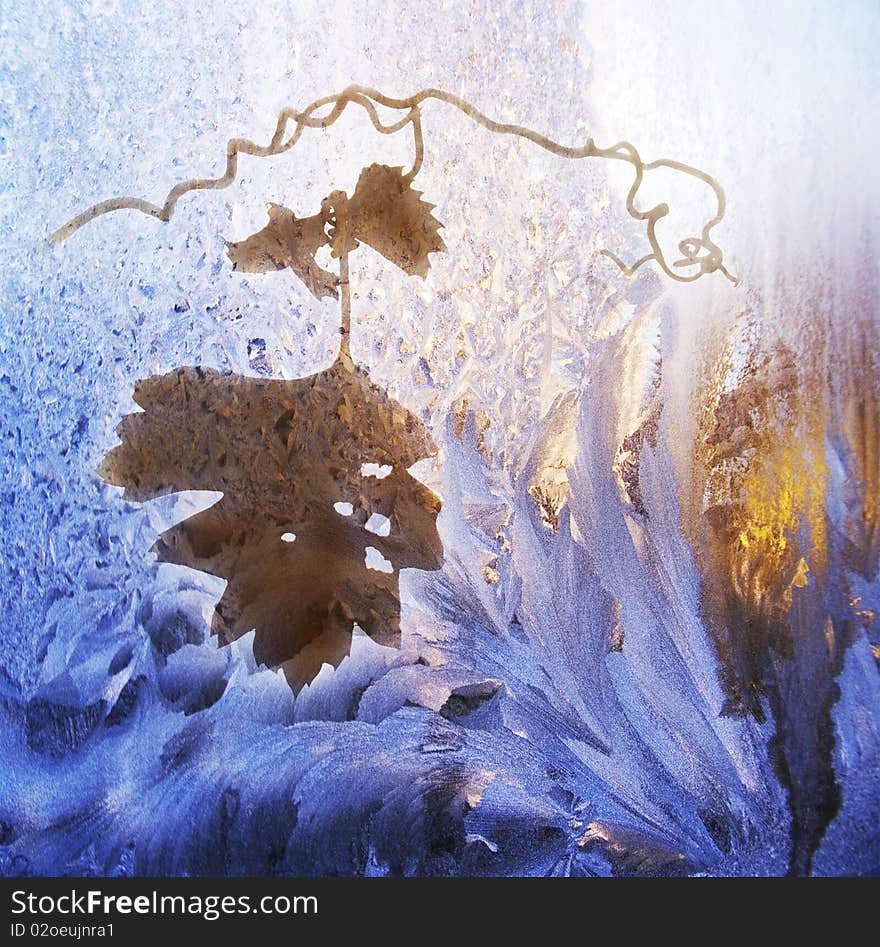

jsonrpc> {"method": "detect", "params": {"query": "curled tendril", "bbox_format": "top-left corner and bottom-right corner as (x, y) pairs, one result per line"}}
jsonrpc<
(49, 85), (738, 286)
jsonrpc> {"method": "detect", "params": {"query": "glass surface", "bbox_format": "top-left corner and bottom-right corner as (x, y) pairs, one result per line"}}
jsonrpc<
(1, 0), (877, 876)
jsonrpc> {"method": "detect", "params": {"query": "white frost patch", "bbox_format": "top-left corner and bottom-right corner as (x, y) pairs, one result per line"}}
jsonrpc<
(364, 513), (391, 536)
(364, 546), (393, 573)
(280, 532), (296, 543)
(407, 457), (443, 498)
(145, 490), (224, 534)
(465, 833), (499, 853)
(333, 501), (354, 516)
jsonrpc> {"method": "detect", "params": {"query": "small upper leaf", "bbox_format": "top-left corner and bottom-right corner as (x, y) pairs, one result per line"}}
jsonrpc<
(342, 164), (446, 277)
(226, 204), (339, 301)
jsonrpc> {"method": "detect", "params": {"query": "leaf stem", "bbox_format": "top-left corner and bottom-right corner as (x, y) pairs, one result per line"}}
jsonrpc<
(338, 239), (353, 369)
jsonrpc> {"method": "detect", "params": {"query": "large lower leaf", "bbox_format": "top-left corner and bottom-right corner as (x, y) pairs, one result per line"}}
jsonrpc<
(101, 360), (443, 690)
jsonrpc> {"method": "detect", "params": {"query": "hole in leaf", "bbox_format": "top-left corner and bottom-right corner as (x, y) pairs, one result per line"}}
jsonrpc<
(365, 513), (391, 537)
(362, 462), (393, 479)
(364, 546), (394, 574)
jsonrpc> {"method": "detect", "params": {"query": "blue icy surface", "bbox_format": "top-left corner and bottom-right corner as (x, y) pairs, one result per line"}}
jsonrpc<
(1, 0), (878, 876)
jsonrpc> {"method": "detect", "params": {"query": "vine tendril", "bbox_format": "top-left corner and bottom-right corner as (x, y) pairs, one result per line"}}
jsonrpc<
(50, 85), (738, 285)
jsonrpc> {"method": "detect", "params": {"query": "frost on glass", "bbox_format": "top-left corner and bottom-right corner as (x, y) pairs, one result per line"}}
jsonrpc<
(1, 0), (878, 879)
(59, 85), (733, 696)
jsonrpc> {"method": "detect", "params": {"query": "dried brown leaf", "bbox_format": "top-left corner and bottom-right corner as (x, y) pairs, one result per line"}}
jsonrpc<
(342, 164), (446, 277)
(100, 362), (443, 692)
(226, 204), (339, 301)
